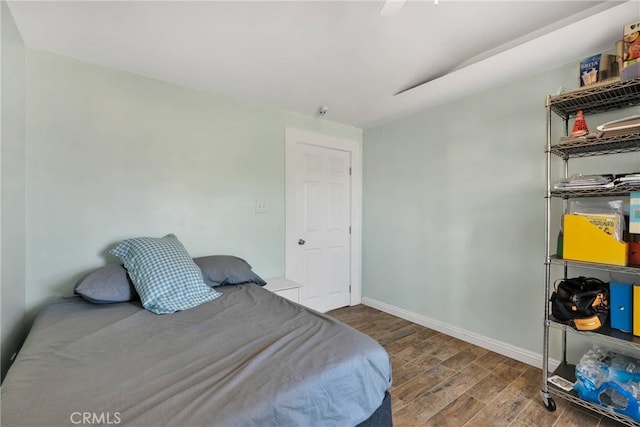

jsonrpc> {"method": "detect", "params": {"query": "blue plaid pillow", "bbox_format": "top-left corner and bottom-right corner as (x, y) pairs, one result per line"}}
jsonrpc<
(110, 234), (221, 314)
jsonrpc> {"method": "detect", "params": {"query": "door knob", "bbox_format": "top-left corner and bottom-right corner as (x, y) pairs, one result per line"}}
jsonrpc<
(298, 239), (306, 245)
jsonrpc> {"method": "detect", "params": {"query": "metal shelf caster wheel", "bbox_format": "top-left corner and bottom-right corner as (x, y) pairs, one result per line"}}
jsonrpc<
(543, 396), (556, 412)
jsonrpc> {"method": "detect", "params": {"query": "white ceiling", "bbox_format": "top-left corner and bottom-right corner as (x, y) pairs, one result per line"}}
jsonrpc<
(7, 1), (639, 128)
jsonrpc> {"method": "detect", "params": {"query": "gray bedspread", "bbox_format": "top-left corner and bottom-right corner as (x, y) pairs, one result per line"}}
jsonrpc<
(1, 284), (391, 427)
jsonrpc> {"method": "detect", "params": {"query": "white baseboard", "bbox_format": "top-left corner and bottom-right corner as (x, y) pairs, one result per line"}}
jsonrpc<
(361, 297), (560, 371)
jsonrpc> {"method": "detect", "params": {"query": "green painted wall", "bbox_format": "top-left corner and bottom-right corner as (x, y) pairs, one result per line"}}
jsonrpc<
(1, 0), (27, 381)
(362, 65), (639, 358)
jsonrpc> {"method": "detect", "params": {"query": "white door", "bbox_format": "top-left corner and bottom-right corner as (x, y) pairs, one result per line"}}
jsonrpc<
(285, 130), (354, 313)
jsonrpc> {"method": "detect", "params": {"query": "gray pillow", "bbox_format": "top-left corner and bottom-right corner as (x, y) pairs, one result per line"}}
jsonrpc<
(75, 254), (265, 304)
(74, 264), (138, 304)
(194, 255), (266, 287)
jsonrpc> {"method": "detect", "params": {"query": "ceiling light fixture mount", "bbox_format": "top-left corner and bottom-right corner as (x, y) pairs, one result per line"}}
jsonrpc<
(318, 106), (329, 117)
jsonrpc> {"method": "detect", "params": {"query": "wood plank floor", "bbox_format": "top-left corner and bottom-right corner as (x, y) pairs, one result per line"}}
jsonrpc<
(328, 304), (626, 427)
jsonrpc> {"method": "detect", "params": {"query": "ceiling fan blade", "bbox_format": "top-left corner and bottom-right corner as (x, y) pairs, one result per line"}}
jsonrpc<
(380, 0), (406, 17)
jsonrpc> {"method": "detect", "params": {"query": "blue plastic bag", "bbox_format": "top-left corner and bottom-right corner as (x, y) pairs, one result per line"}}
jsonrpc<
(575, 346), (640, 422)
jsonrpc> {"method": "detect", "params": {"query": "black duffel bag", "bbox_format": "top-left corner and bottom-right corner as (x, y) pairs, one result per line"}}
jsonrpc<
(550, 276), (609, 331)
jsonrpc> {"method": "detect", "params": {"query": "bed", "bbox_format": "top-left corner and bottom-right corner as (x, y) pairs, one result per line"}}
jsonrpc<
(1, 283), (392, 426)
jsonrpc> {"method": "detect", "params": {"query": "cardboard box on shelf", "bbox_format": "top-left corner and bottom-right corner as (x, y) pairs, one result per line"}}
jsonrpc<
(623, 21), (640, 69)
(579, 54), (618, 86)
(630, 242), (640, 266)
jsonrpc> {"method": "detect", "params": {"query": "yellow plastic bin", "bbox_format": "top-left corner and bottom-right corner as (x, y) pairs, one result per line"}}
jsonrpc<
(563, 214), (628, 266)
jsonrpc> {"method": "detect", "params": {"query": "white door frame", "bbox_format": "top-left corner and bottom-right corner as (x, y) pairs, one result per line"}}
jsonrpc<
(285, 127), (362, 307)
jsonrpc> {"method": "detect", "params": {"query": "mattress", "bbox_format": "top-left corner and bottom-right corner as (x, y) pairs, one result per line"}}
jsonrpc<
(1, 283), (391, 427)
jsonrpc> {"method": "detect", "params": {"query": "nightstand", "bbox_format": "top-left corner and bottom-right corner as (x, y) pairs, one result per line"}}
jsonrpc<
(265, 277), (302, 304)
